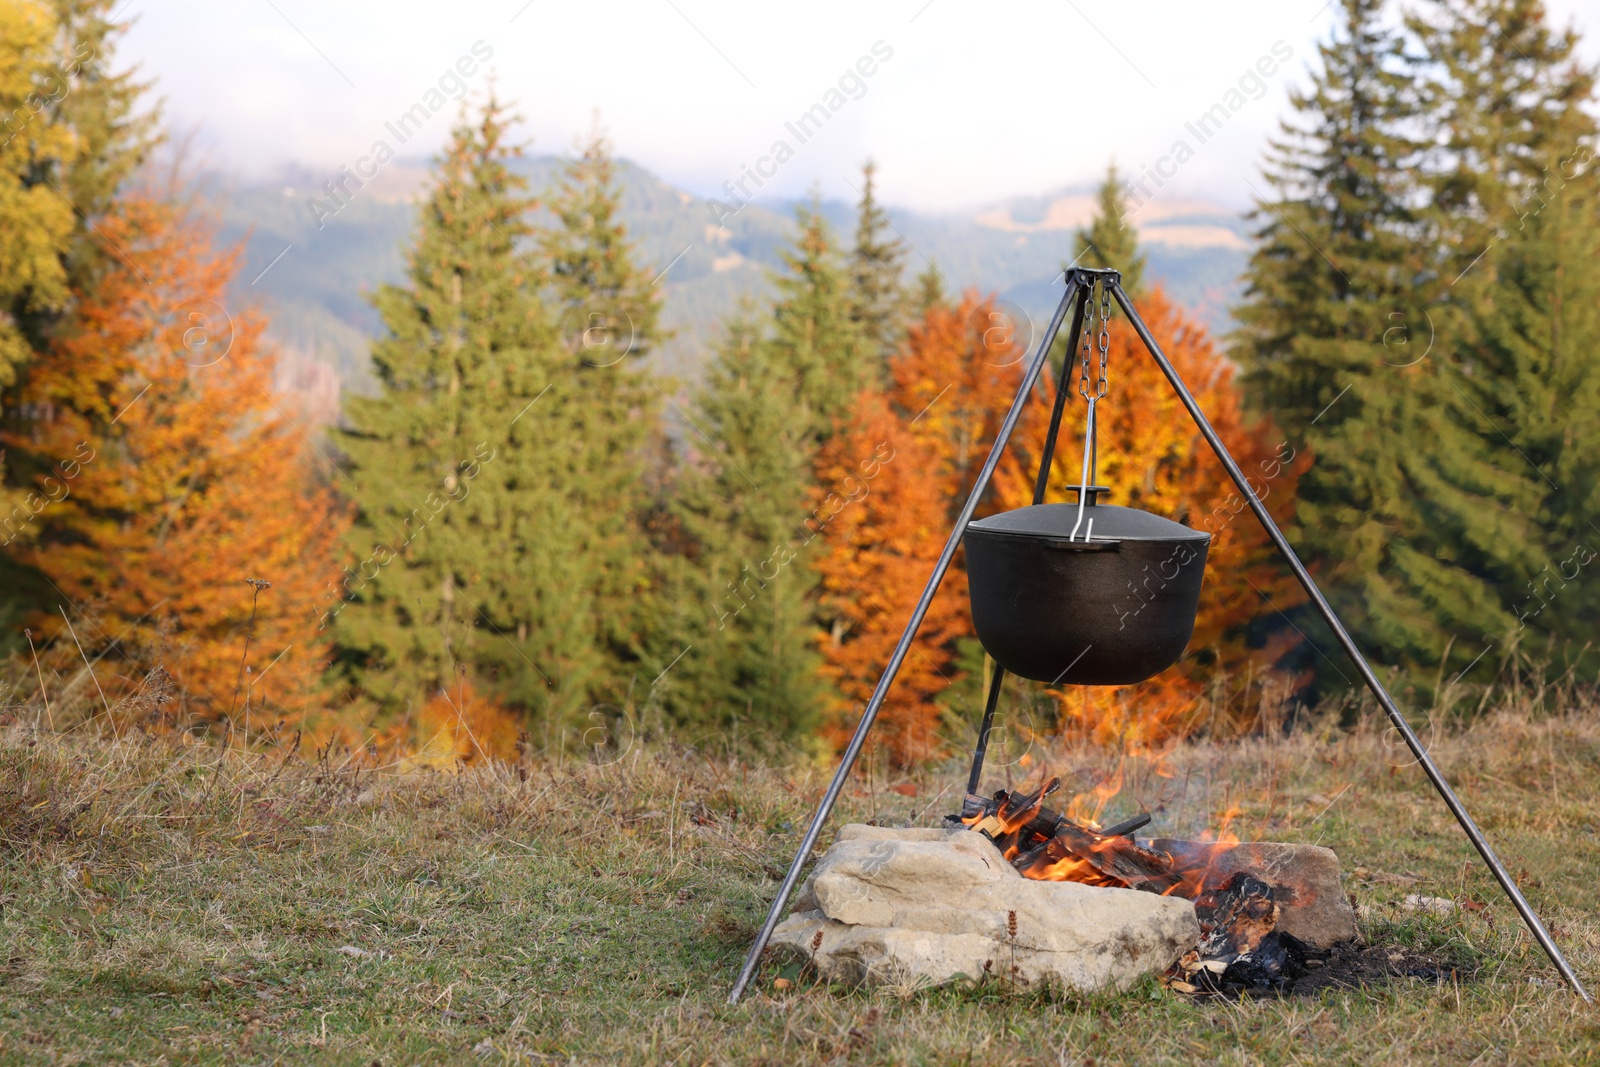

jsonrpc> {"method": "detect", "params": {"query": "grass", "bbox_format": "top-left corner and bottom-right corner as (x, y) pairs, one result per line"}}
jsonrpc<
(2, 702), (1600, 1065)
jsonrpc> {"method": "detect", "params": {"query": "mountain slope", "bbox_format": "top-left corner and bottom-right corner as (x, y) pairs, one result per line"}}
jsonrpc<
(209, 157), (1249, 392)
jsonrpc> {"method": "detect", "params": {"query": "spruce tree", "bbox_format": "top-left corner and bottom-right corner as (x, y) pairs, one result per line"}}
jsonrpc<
(539, 124), (663, 693)
(1051, 168), (1150, 375)
(770, 201), (869, 440)
(849, 160), (908, 362)
(1410, 0), (1595, 278)
(336, 97), (599, 734)
(1074, 163), (1146, 292)
(653, 316), (825, 749)
(1459, 166), (1600, 655)
(47, 0), (158, 228)
(648, 203), (871, 747)
(541, 123), (663, 364)
(1410, 0), (1600, 670)
(914, 261), (946, 315)
(1230, 0), (1491, 682)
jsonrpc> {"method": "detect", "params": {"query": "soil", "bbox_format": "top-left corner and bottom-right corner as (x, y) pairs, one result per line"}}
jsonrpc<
(1285, 939), (1474, 997)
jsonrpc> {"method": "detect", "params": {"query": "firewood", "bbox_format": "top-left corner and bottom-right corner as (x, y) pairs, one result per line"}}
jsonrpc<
(1099, 812), (1152, 838)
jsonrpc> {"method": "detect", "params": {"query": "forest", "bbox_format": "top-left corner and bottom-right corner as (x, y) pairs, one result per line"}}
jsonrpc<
(2, 0), (1597, 772)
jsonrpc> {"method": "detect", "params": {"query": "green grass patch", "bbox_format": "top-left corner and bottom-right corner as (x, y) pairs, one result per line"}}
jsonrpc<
(2, 709), (1598, 1064)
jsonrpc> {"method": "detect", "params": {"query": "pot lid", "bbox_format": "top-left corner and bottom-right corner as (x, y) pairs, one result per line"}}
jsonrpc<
(966, 491), (1210, 544)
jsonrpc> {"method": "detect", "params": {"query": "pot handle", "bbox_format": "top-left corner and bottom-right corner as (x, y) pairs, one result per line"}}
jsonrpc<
(1063, 485), (1111, 505)
(1041, 538), (1120, 553)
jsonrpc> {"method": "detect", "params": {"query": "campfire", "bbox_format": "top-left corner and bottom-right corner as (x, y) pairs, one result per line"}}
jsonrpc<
(954, 775), (1350, 993)
(735, 269), (1586, 1003)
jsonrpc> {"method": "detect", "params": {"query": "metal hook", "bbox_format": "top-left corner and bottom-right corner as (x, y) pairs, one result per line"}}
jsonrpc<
(1069, 397), (1097, 541)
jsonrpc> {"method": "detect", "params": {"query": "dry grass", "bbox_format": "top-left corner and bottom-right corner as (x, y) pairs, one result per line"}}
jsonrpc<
(2, 695), (1600, 1065)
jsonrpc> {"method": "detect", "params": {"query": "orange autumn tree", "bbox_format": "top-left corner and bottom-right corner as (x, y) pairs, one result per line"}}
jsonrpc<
(2, 193), (347, 730)
(812, 391), (967, 766)
(890, 292), (1031, 515)
(812, 292), (1027, 766)
(397, 679), (523, 769)
(994, 285), (1309, 745)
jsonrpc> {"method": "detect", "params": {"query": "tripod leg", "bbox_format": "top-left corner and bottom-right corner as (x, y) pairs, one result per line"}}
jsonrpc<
(966, 665), (1007, 795)
(1109, 281), (1592, 1003)
(726, 279), (1083, 1004)
(1032, 285), (1091, 504)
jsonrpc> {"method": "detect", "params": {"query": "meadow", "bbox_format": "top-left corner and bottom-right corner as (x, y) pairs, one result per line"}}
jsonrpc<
(3, 683), (1599, 1065)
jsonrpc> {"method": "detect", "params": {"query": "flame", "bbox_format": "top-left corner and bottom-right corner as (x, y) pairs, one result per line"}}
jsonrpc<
(1062, 760), (1124, 828)
(963, 771), (1248, 901)
(1050, 673), (1205, 752)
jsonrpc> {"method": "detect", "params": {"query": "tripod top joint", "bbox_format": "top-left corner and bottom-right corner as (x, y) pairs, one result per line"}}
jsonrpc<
(1065, 265), (1122, 288)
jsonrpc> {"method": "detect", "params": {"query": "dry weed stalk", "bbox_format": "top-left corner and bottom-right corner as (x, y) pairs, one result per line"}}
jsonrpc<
(229, 578), (272, 721)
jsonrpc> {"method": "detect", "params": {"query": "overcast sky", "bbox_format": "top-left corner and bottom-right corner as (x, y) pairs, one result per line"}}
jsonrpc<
(122, 0), (1600, 214)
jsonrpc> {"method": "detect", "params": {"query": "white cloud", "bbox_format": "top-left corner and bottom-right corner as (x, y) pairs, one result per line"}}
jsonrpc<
(122, 0), (1599, 212)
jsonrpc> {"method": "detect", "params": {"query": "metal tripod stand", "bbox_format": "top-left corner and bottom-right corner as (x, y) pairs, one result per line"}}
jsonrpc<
(728, 268), (1591, 1004)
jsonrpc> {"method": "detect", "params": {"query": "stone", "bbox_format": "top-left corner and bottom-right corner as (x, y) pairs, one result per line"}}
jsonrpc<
(1152, 839), (1359, 949)
(1400, 894), (1457, 917)
(773, 826), (1199, 992)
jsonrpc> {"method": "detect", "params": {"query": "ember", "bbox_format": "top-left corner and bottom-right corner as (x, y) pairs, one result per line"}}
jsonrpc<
(954, 776), (1356, 992)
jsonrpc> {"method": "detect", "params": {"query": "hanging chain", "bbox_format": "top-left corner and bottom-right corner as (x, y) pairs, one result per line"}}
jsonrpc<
(1095, 281), (1111, 400)
(1077, 281), (1097, 401)
(1077, 278), (1113, 401)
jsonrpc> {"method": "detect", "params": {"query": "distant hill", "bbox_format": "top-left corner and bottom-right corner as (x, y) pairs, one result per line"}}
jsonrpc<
(209, 157), (1250, 394)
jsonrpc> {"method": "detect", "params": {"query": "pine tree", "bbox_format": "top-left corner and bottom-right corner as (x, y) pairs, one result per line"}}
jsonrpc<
(769, 201), (868, 440)
(849, 160), (908, 362)
(336, 97), (601, 735)
(1409, 0), (1600, 671)
(1229, 0), (1485, 683)
(538, 123), (663, 694)
(1073, 163), (1146, 293)
(653, 317), (826, 750)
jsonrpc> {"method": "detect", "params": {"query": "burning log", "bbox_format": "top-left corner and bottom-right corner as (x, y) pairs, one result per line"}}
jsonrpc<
(952, 779), (1358, 996)
(1099, 812), (1152, 838)
(957, 783), (1174, 889)
(1015, 821), (1184, 890)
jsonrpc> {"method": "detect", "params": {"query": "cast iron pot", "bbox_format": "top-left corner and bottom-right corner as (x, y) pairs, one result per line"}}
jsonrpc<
(963, 487), (1211, 686)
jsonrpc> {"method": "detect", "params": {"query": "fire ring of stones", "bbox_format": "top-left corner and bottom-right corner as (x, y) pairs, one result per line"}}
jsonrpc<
(770, 824), (1357, 994)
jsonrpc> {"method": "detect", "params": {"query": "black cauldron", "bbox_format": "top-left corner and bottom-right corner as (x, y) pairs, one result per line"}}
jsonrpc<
(963, 487), (1211, 685)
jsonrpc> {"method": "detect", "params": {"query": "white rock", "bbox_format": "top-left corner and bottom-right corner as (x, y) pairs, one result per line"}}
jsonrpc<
(1400, 894), (1458, 916)
(773, 826), (1198, 992)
